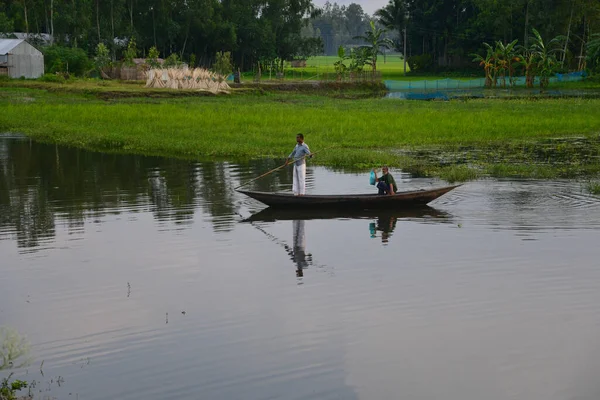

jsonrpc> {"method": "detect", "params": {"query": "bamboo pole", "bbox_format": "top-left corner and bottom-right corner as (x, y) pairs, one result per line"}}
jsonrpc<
(235, 150), (321, 190)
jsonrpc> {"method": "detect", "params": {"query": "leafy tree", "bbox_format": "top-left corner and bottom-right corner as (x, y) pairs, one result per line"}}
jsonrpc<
(147, 46), (161, 69)
(163, 53), (182, 68)
(0, 12), (14, 37)
(123, 36), (138, 67)
(295, 37), (324, 59)
(43, 45), (91, 76)
(213, 51), (232, 76)
(94, 43), (111, 77)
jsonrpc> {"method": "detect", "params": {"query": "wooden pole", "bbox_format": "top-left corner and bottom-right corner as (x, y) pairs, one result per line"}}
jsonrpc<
(235, 150), (321, 190)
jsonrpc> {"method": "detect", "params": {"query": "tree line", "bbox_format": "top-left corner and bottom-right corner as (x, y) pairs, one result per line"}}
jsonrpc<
(376, 0), (600, 71)
(1, 0), (599, 73)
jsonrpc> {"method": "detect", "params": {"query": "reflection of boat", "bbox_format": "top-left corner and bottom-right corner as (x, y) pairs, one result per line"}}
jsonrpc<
(237, 185), (460, 209)
(243, 206), (451, 223)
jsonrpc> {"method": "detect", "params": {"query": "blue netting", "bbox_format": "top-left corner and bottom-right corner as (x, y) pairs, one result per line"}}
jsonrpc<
(384, 71), (587, 91)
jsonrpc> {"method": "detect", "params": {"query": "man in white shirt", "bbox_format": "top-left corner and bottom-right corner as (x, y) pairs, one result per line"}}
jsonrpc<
(285, 134), (312, 196)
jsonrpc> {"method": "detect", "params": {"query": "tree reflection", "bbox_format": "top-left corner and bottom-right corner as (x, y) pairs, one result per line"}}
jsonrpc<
(0, 138), (282, 251)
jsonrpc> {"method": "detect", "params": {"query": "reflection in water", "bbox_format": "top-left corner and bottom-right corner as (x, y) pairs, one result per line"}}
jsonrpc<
(369, 215), (398, 244)
(5, 136), (600, 400)
(292, 220), (308, 277)
(0, 137), (295, 251)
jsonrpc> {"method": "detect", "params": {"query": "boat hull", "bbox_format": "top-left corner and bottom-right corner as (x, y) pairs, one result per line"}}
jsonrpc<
(238, 185), (461, 209)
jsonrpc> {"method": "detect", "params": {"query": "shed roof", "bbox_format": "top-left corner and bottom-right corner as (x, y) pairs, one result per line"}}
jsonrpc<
(0, 39), (24, 55)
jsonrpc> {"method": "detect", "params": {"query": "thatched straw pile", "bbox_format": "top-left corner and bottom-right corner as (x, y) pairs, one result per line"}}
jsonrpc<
(145, 68), (231, 93)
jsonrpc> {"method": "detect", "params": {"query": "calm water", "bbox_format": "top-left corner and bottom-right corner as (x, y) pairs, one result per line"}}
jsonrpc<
(2, 135), (600, 400)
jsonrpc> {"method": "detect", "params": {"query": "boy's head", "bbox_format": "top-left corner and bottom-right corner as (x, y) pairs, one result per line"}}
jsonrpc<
(296, 133), (304, 144)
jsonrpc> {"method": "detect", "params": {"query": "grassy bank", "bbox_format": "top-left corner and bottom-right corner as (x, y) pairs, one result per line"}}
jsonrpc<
(1, 86), (600, 181)
(0, 78), (388, 99)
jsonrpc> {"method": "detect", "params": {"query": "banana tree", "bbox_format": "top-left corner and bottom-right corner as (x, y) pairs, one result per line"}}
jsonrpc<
(529, 28), (564, 88)
(333, 46), (348, 81)
(348, 47), (368, 79)
(516, 46), (537, 88)
(494, 39), (519, 88)
(471, 42), (496, 87)
(353, 20), (394, 76)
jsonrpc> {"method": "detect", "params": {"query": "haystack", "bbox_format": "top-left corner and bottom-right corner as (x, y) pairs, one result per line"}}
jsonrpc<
(145, 67), (230, 93)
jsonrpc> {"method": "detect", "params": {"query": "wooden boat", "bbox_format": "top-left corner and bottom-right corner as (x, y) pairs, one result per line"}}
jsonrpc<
(243, 206), (453, 223)
(237, 185), (461, 209)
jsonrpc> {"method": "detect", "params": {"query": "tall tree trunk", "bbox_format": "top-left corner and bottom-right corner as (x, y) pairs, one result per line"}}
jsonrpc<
(524, 0), (530, 47)
(44, 0), (49, 36)
(23, 0), (29, 35)
(152, 7), (157, 47)
(50, 0), (54, 44)
(129, 0), (134, 33)
(578, 16), (586, 70)
(72, 0), (77, 47)
(110, 0), (115, 59)
(96, 0), (101, 43)
(562, 4), (573, 67)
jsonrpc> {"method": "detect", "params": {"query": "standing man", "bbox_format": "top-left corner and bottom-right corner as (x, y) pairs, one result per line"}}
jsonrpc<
(286, 134), (312, 196)
(373, 166), (397, 195)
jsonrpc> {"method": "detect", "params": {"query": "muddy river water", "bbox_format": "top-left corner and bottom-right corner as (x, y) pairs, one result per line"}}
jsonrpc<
(2, 135), (600, 400)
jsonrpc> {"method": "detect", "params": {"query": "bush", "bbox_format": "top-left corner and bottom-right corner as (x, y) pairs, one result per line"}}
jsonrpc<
(43, 45), (91, 76)
(1, 374), (28, 400)
(39, 73), (67, 83)
(94, 43), (111, 77)
(163, 53), (182, 68)
(147, 46), (161, 69)
(0, 75), (10, 82)
(213, 51), (232, 76)
(407, 54), (433, 72)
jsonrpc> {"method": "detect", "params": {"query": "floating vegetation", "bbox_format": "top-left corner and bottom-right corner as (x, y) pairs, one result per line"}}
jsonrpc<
(586, 181), (600, 195)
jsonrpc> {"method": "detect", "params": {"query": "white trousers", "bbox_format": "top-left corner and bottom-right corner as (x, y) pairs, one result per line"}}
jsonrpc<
(292, 163), (306, 195)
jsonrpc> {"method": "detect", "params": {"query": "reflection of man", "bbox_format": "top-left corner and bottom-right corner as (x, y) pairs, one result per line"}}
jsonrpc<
(372, 216), (398, 244)
(292, 220), (308, 277)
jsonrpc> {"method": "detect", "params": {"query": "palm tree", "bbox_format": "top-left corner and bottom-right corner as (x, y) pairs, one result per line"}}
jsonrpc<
(586, 33), (600, 73)
(375, 0), (406, 50)
(353, 21), (394, 76)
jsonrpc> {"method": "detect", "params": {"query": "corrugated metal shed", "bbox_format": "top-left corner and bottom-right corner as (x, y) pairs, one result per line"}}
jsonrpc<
(0, 39), (44, 79)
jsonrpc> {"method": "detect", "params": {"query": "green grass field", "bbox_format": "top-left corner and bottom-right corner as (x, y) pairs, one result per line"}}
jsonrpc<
(248, 55), (411, 81)
(1, 86), (600, 181)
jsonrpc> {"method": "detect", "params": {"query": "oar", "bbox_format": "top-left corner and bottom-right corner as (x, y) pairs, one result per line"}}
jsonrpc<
(234, 150), (320, 190)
